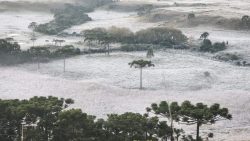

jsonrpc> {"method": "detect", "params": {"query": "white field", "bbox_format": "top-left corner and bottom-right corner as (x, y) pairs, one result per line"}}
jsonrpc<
(1, 0), (250, 140)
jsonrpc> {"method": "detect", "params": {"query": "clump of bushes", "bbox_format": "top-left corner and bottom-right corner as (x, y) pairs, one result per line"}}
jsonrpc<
(0, 38), (28, 65)
(35, 4), (92, 35)
(135, 27), (188, 45)
(188, 13), (195, 20)
(200, 40), (226, 53)
(235, 60), (250, 67)
(82, 26), (188, 48)
(214, 52), (250, 67)
(53, 45), (81, 56)
(0, 39), (20, 54)
(240, 15), (250, 29)
(199, 32), (227, 53)
(200, 39), (226, 53)
(137, 4), (154, 16)
(0, 38), (81, 65)
(215, 53), (241, 62)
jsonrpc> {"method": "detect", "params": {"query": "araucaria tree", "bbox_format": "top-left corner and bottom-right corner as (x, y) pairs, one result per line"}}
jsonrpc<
(147, 101), (232, 141)
(179, 101), (232, 141)
(146, 101), (180, 141)
(129, 59), (154, 89)
(146, 47), (154, 59)
(200, 32), (209, 40)
(28, 22), (38, 47)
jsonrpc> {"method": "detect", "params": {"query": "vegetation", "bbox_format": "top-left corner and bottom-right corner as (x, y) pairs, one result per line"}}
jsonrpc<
(146, 47), (154, 58)
(0, 38), (81, 65)
(129, 60), (155, 89)
(199, 32), (227, 53)
(137, 4), (154, 16)
(0, 96), (232, 141)
(147, 101), (232, 141)
(35, 4), (92, 35)
(199, 32), (209, 40)
(240, 15), (250, 28)
(215, 53), (241, 62)
(187, 13), (195, 20)
(135, 27), (188, 45)
(82, 27), (188, 51)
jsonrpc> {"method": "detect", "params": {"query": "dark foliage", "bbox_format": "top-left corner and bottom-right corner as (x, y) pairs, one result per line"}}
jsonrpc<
(35, 4), (92, 35)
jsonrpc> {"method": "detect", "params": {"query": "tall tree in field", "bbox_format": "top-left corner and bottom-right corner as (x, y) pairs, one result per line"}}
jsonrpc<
(28, 22), (38, 47)
(28, 22), (38, 33)
(146, 47), (154, 59)
(129, 59), (154, 89)
(28, 47), (50, 69)
(200, 32), (209, 40)
(178, 101), (232, 141)
(100, 33), (113, 56)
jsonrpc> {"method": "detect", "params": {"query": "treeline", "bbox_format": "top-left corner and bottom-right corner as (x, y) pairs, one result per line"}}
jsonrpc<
(0, 96), (231, 141)
(35, 4), (92, 35)
(83, 26), (188, 52)
(0, 39), (80, 65)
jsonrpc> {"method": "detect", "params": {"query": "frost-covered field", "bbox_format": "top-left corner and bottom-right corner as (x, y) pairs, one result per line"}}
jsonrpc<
(0, 11), (54, 49)
(122, 0), (250, 18)
(1, 0), (250, 140)
(1, 51), (250, 140)
(66, 10), (155, 33)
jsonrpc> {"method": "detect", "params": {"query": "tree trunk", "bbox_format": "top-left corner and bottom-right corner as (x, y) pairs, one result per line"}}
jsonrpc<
(169, 104), (174, 141)
(63, 55), (66, 72)
(140, 68), (142, 89)
(196, 122), (200, 141)
(37, 57), (40, 69)
(107, 44), (110, 56)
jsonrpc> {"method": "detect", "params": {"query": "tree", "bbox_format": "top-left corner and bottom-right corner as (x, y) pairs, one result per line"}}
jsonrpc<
(83, 28), (113, 55)
(188, 13), (195, 20)
(146, 101), (181, 141)
(200, 32), (209, 40)
(0, 39), (20, 54)
(53, 109), (97, 141)
(28, 22), (38, 47)
(241, 15), (250, 28)
(147, 101), (232, 141)
(57, 40), (65, 47)
(200, 39), (226, 53)
(0, 96), (74, 141)
(129, 59), (155, 89)
(28, 47), (50, 69)
(200, 39), (212, 52)
(105, 112), (160, 141)
(146, 47), (154, 59)
(30, 36), (37, 47)
(178, 101), (232, 141)
(28, 22), (38, 32)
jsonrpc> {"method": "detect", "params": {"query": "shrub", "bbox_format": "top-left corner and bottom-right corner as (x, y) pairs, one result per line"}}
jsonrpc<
(53, 45), (81, 56)
(188, 13), (195, 20)
(215, 53), (241, 61)
(35, 4), (91, 35)
(212, 42), (226, 52)
(82, 27), (188, 51)
(0, 39), (21, 54)
(135, 27), (188, 45)
(200, 39), (226, 53)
